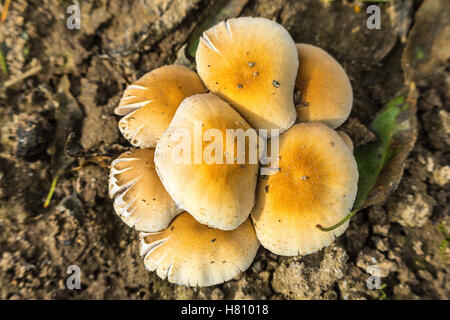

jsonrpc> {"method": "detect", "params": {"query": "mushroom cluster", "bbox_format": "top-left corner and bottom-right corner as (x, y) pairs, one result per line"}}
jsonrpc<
(109, 17), (358, 287)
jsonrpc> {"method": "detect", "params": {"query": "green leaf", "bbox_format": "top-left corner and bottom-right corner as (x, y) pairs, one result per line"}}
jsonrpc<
(353, 96), (408, 210)
(318, 96), (411, 231)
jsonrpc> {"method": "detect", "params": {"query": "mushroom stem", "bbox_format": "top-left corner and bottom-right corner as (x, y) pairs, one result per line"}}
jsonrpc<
(316, 208), (359, 232)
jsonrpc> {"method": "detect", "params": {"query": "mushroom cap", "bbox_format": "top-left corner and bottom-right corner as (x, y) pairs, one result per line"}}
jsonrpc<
(109, 148), (182, 232)
(251, 122), (358, 256)
(295, 43), (353, 129)
(139, 212), (259, 287)
(154, 93), (259, 230)
(115, 65), (206, 148)
(337, 130), (354, 152)
(195, 17), (298, 135)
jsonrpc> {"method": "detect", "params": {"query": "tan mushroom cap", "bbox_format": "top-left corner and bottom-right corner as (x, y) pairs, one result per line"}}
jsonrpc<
(154, 93), (259, 230)
(196, 17), (298, 135)
(109, 148), (182, 232)
(251, 122), (358, 256)
(115, 65), (206, 148)
(337, 130), (354, 152)
(139, 212), (259, 287)
(295, 43), (353, 129)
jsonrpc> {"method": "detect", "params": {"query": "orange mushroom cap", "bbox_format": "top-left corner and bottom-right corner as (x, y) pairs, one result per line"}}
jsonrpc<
(154, 93), (259, 231)
(109, 148), (182, 232)
(252, 122), (358, 256)
(295, 44), (353, 129)
(116, 65), (206, 148)
(196, 17), (298, 136)
(140, 212), (259, 287)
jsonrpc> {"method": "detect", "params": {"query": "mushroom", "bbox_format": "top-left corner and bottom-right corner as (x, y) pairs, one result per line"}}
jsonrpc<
(337, 130), (354, 152)
(115, 65), (206, 148)
(139, 212), (259, 287)
(195, 17), (298, 136)
(154, 93), (259, 230)
(251, 122), (358, 256)
(294, 43), (353, 129)
(109, 148), (182, 232)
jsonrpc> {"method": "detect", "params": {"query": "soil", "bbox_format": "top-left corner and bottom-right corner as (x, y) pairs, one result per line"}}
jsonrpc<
(0, 0), (448, 300)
